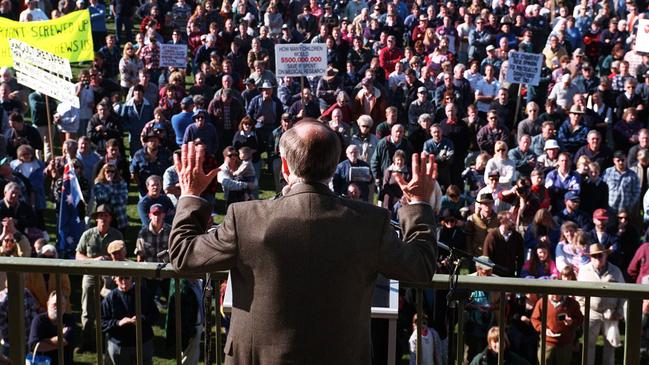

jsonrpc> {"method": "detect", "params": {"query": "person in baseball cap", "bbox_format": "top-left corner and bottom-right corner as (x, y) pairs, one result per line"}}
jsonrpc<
(590, 208), (617, 250)
(560, 191), (593, 230)
(593, 208), (608, 221)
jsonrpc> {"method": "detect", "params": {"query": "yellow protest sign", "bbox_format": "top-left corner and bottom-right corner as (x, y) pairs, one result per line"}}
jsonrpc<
(0, 10), (93, 66)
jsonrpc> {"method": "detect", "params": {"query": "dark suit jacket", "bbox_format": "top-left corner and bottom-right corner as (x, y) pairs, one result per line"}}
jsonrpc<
(170, 182), (436, 364)
(482, 227), (524, 277)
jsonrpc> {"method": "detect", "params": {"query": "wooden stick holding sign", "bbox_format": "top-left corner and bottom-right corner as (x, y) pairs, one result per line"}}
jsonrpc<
(45, 95), (55, 159)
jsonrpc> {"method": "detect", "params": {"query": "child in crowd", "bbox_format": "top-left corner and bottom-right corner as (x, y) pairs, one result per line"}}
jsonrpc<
(10, 145), (46, 210)
(233, 146), (257, 201)
(409, 314), (443, 365)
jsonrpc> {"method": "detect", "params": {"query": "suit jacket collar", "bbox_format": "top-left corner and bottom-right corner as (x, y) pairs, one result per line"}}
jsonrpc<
(283, 182), (335, 198)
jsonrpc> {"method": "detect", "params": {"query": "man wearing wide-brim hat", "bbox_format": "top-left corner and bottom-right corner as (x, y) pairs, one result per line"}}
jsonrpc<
(465, 193), (498, 259)
(576, 242), (625, 365)
(75, 203), (123, 353)
(317, 67), (342, 106)
(557, 104), (589, 154)
(247, 79), (284, 142)
(132, 126), (174, 196)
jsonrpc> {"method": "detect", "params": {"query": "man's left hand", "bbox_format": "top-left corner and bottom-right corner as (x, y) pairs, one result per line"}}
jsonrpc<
(174, 142), (219, 196)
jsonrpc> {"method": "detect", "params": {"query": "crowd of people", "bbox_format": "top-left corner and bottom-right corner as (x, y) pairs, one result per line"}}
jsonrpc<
(0, 0), (649, 362)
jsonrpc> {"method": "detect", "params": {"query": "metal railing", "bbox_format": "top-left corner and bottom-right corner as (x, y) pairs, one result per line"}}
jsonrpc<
(1, 257), (227, 365)
(2, 257), (649, 365)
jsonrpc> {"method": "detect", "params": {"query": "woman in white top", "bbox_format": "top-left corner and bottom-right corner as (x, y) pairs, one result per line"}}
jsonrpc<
(118, 42), (143, 92)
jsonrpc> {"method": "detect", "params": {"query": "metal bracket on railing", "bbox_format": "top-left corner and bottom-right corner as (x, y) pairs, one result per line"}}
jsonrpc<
(155, 250), (170, 279)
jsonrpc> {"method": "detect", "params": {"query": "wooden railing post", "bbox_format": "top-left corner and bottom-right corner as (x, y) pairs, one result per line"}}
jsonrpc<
(174, 278), (182, 365)
(625, 298), (643, 365)
(94, 274), (103, 364)
(582, 296), (591, 365)
(7, 272), (25, 364)
(135, 276), (143, 365)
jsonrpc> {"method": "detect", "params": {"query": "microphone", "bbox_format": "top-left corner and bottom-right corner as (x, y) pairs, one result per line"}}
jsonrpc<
(436, 242), (511, 277)
(391, 220), (511, 276)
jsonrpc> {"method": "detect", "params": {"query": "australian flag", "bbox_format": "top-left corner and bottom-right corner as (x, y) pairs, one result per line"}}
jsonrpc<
(57, 162), (86, 258)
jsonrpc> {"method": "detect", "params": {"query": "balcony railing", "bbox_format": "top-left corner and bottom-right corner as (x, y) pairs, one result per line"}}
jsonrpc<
(2, 256), (649, 365)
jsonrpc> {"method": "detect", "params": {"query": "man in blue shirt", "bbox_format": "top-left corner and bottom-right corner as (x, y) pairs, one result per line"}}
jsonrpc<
(131, 131), (173, 196)
(171, 97), (195, 146)
(603, 151), (641, 214)
(545, 152), (581, 213)
(182, 110), (218, 157)
(88, 0), (107, 50)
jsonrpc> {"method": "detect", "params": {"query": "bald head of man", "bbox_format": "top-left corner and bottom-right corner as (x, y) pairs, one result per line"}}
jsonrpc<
(279, 118), (341, 183)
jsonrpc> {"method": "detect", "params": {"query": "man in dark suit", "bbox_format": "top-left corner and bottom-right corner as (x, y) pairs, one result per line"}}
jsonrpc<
(296, 5), (318, 41)
(169, 119), (437, 364)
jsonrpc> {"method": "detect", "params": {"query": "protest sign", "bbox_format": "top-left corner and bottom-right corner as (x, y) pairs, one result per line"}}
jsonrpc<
(10, 39), (78, 107)
(159, 44), (188, 68)
(505, 51), (543, 86)
(636, 19), (649, 53)
(0, 10), (93, 66)
(9, 38), (71, 78)
(274, 43), (327, 77)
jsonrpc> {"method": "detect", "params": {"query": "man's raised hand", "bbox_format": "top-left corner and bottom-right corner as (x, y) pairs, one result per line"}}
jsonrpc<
(394, 153), (437, 204)
(174, 142), (219, 197)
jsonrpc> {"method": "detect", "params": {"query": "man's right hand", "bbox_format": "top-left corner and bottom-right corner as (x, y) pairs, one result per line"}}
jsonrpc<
(174, 142), (219, 196)
(394, 153), (437, 204)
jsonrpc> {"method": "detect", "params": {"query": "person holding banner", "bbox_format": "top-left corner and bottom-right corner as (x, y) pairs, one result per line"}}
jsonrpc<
(19, 0), (49, 21)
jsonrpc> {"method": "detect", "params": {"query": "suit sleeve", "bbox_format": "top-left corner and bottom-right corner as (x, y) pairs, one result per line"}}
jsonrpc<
(169, 196), (239, 273)
(377, 204), (437, 282)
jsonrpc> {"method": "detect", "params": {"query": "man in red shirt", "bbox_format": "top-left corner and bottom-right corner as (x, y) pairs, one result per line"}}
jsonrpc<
(378, 35), (403, 79)
(531, 294), (583, 365)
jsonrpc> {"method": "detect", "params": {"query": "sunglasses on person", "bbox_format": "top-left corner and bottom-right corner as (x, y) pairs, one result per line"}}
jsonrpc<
(227, 153), (238, 158)
(3, 238), (15, 243)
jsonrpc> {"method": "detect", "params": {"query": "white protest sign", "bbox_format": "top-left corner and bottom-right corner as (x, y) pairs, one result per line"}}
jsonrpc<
(505, 51), (543, 86)
(275, 43), (327, 77)
(636, 19), (649, 53)
(9, 39), (78, 107)
(9, 38), (72, 79)
(159, 44), (187, 68)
